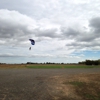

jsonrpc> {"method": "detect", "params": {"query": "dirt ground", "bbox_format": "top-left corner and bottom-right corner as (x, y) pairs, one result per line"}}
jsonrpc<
(0, 68), (100, 100)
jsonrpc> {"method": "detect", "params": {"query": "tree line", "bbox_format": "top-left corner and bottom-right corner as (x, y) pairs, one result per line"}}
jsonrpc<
(78, 59), (100, 65)
(26, 62), (77, 65)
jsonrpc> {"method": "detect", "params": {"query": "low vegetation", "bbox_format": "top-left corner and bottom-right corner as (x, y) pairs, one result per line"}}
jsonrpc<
(26, 64), (100, 68)
(66, 74), (100, 100)
(50, 73), (100, 100)
(0, 64), (100, 69)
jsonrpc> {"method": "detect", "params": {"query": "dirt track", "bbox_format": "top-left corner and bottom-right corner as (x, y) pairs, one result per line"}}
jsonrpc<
(0, 68), (100, 100)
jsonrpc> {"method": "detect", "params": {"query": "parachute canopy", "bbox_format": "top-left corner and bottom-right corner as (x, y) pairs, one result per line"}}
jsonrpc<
(29, 39), (35, 45)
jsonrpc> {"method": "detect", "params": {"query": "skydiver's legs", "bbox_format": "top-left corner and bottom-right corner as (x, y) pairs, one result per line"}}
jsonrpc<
(29, 47), (31, 50)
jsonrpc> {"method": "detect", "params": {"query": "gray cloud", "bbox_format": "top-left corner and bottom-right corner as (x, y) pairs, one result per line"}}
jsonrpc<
(35, 28), (61, 38)
(0, 9), (36, 46)
(89, 17), (100, 35)
(66, 41), (100, 47)
(89, 17), (100, 29)
(61, 27), (80, 39)
(77, 33), (96, 42)
(80, 17), (100, 42)
(0, 53), (26, 57)
(64, 17), (100, 51)
(0, 9), (63, 46)
(0, 9), (100, 52)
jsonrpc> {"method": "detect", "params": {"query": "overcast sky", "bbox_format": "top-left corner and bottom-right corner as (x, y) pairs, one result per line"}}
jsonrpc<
(0, 0), (100, 63)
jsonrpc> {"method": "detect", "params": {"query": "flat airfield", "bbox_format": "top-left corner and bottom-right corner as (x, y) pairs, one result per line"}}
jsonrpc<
(0, 64), (100, 100)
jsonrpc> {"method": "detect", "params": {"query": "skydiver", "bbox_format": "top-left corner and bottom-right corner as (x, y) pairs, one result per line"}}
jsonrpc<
(29, 39), (35, 50)
(29, 47), (31, 50)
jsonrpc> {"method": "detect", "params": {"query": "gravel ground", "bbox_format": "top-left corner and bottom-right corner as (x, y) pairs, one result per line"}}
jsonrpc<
(0, 68), (100, 100)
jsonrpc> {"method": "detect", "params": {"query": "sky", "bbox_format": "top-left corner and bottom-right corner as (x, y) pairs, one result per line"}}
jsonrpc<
(0, 0), (100, 64)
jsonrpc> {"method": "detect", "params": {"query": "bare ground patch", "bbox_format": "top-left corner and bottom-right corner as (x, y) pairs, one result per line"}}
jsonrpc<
(0, 64), (26, 69)
(47, 73), (100, 100)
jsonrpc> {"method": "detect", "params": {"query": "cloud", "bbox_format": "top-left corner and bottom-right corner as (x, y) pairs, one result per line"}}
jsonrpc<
(35, 28), (61, 38)
(0, 52), (84, 60)
(89, 17), (100, 35)
(64, 17), (100, 51)
(0, 9), (62, 46)
(61, 27), (80, 39)
(0, 9), (38, 46)
(0, 9), (100, 52)
(0, 3), (100, 45)
(0, 53), (26, 57)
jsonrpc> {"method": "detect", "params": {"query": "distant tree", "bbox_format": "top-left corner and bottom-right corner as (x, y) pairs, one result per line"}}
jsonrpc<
(93, 60), (99, 65)
(98, 59), (100, 65)
(85, 60), (93, 65)
(78, 61), (85, 64)
(61, 63), (64, 64)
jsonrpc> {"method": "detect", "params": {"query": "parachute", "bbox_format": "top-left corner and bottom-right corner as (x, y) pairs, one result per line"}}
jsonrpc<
(29, 39), (35, 50)
(29, 39), (35, 45)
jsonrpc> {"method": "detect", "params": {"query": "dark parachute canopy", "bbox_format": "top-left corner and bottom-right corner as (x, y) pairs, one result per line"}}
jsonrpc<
(29, 39), (35, 45)
(29, 39), (35, 50)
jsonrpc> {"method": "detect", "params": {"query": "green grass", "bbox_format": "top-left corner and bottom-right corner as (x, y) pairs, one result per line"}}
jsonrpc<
(64, 80), (100, 100)
(26, 64), (100, 69)
(68, 81), (85, 87)
(84, 94), (96, 99)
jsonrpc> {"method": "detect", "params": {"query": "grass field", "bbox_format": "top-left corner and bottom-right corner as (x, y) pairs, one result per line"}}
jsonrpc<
(0, 64), (100, 69)
(26, 64), (100, 69)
